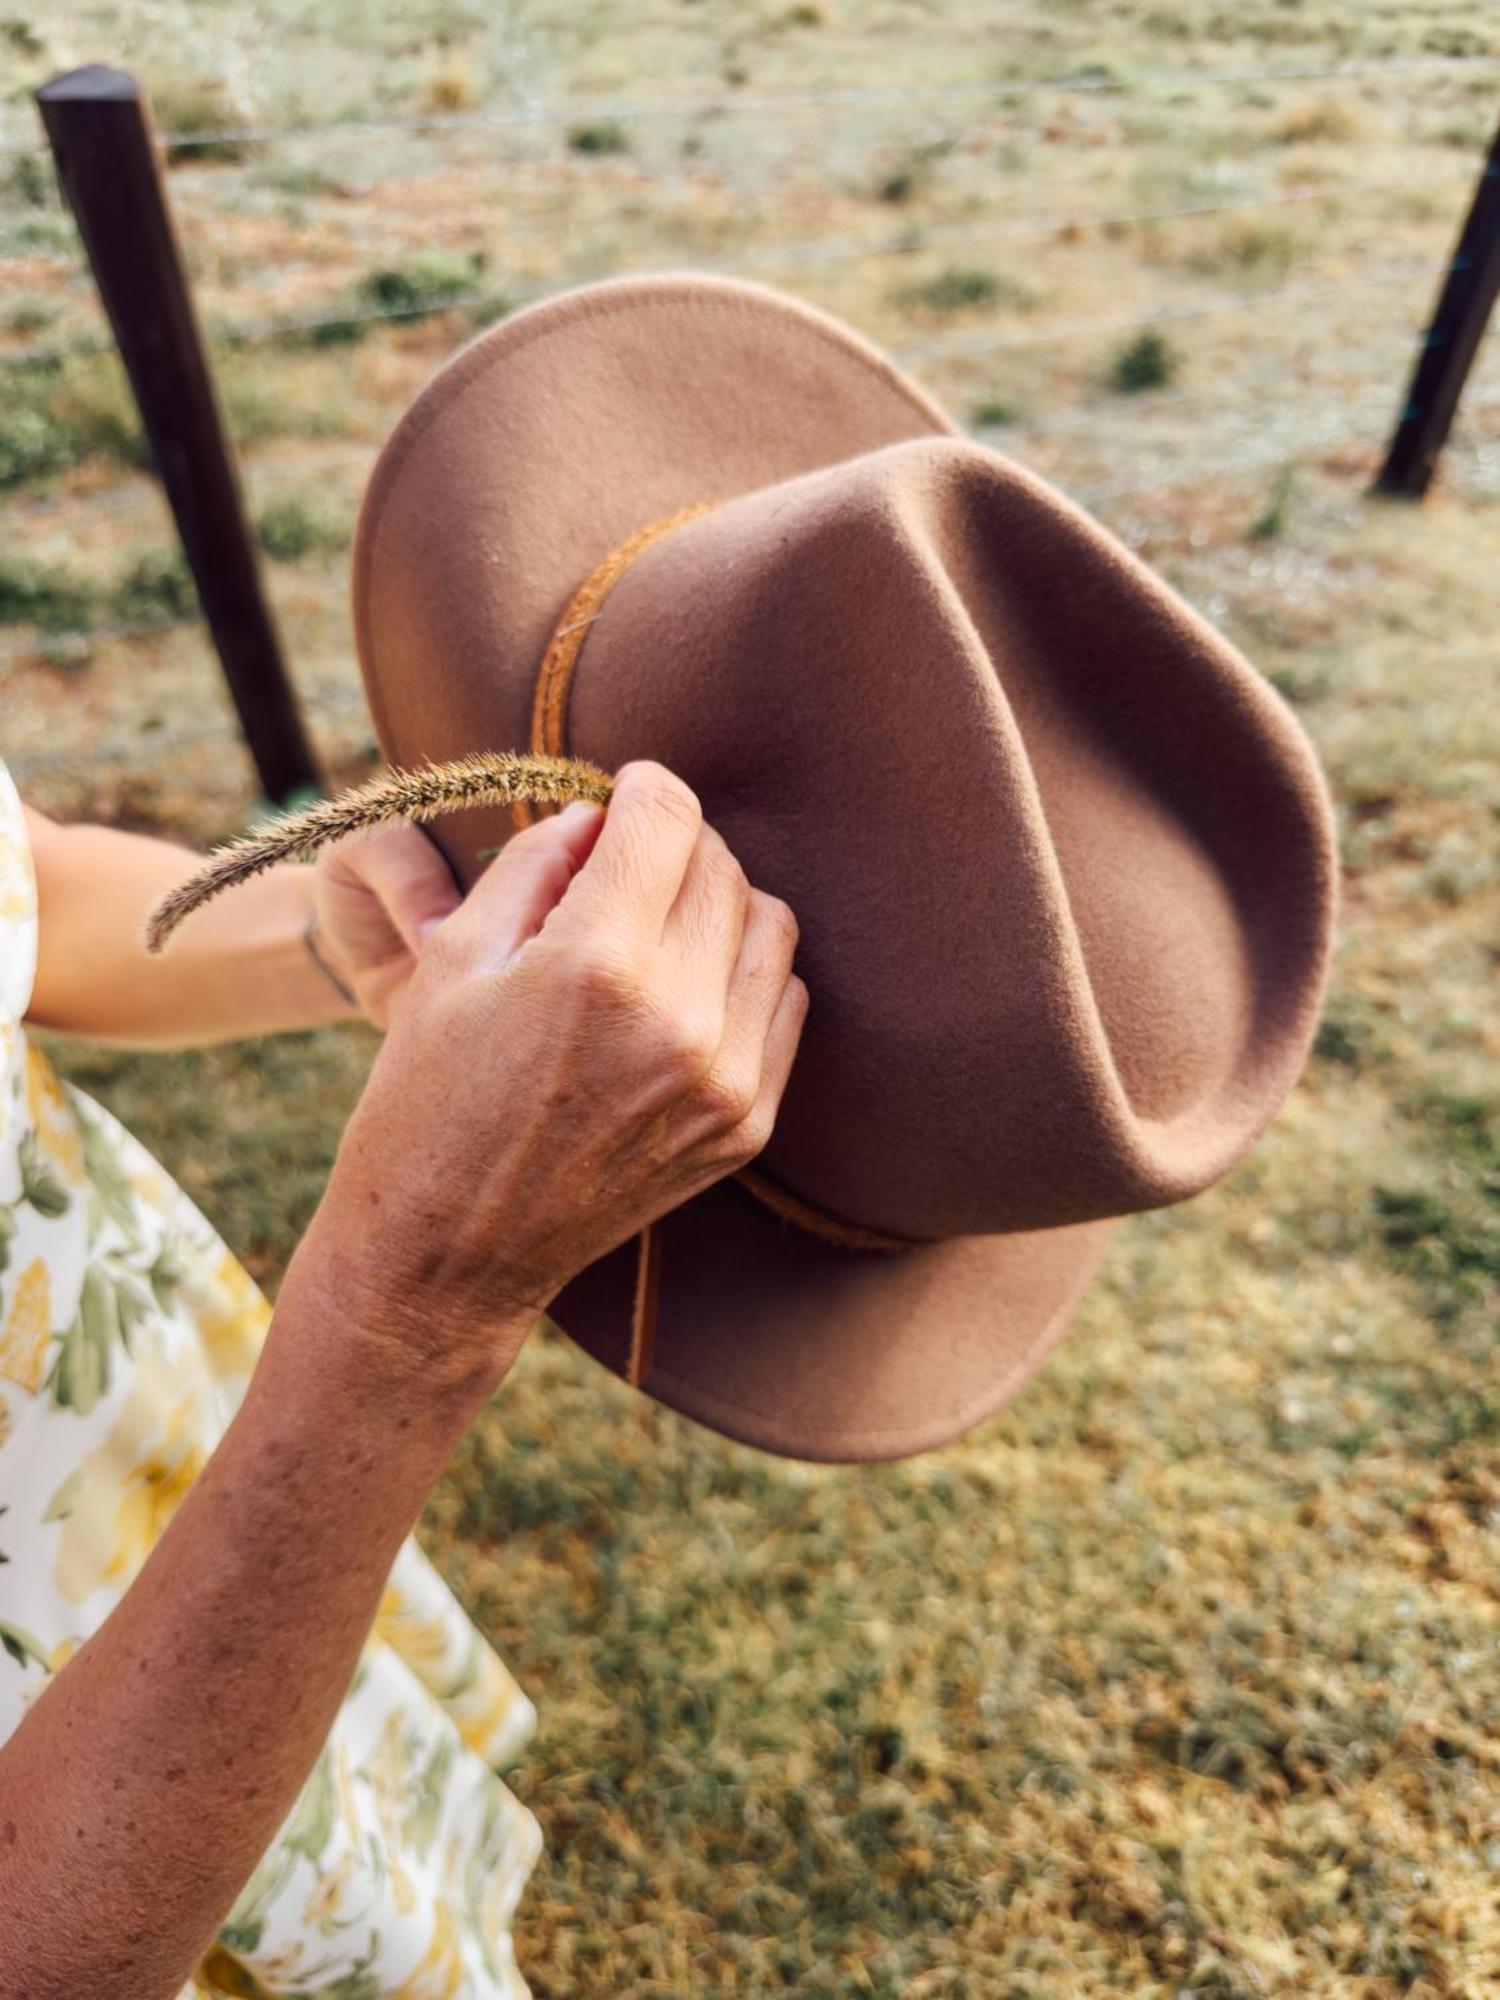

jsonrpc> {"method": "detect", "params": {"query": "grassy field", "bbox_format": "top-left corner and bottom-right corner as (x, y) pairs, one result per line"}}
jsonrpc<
(4, 2), (1499, 1994)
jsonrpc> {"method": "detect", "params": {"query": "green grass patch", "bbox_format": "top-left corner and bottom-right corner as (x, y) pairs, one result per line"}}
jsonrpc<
(0, 404), (78, 490)
(111, 550), (198, 625)
(0, 556), (96, 632)
(257, 494), (352, 561)
(1249, 465), (1298, 541)
(894, 265), (1038, 317)
(1109, 327), (1178, 392)
(1189, 218), (1306, 279)
(567, 119), (630, 156)
(356, 249), (485, 315)
(3, 294), (59, 337)
(44, 354), (148, 471)
(971, 394), (1024, 427)
(154, 73), (256, 165)
(1, 152), (52, 208)
(0, 352), (148, 489)
(0, 548), (195, 634)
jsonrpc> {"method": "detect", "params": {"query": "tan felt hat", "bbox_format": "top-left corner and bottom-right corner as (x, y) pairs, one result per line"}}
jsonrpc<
(352, 273), (1337, 1463)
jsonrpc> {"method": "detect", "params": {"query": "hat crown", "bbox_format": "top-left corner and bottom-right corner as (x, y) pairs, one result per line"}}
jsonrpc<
(568, 437), (1335, 1239)
(353, 272), (1339, 1460)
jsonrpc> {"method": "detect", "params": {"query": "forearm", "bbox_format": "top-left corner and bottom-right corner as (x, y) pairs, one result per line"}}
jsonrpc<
(25, 814), (355, 1046)
(0, 1241), (513, 2000)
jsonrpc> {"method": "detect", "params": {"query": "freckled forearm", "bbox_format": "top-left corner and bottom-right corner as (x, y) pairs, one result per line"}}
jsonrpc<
(0, 1257), (509, 2000)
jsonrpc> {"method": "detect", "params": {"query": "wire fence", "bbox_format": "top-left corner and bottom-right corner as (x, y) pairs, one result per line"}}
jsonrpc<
(4, 49), (1495, 161)
(3, 42), (1497, 795)
(4, 172), (1473, 372)
(8, 370), (1499, 703)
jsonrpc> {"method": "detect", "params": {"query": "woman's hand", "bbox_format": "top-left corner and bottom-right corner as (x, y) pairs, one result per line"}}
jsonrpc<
(313, 823), (462, 1030)
(294, 762), (807, 1398)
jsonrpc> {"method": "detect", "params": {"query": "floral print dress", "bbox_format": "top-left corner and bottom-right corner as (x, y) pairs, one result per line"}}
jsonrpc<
(0, 762), (541, 1998)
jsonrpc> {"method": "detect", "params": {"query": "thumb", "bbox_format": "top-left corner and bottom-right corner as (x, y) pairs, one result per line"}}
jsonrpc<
(323, 821), (462, 954)
(450, 801), (606, 973)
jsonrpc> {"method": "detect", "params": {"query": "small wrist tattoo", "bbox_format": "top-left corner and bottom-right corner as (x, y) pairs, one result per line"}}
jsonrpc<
(303, 913), (358, 1010)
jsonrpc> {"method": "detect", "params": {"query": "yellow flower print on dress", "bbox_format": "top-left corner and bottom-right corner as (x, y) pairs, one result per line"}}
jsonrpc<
(0, 828), (34, 925)
(0, 1259), (53, 1393)
(192, 1949), (280, 1997)
(25, 1047), (84, 1187)
(376, 1554), (535, 1771)
(301, 1851), (359, 1933)
(389, 1906), (466, 2000)
(182, 1246), (272, 1384)
(45, 1342), (211, 1603)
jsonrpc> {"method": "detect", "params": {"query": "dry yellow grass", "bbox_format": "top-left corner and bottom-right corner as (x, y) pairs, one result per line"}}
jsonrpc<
(6, 1), (1499, 1994)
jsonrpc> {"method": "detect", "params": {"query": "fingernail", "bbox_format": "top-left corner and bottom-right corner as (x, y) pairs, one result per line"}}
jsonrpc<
(415, 912), (450, 941)
(557, 800), (604, 828)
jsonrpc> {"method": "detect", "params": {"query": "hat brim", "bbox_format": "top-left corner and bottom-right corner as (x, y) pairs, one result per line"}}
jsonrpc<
(353, 273), (956, 835)
(556, 1185), (1116, 1463)
(354, 273), (1115, 1461)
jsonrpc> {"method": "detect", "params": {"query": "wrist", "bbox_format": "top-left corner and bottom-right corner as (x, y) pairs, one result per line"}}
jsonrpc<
(303, 909), (360, 1016)
(278, 1196), (536, 1423)
(244, 864), (360, 1031)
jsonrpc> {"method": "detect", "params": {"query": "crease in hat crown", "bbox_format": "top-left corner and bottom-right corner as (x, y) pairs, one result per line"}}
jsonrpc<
(344, 269), (1337, 1462)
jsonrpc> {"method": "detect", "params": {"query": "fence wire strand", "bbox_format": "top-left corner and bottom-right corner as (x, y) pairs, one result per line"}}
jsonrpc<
(2, 50), (1496, 161)
(7, 380), (1499, 694)
(3, 46), (1496, 789)
(5, 185), (1459, 370)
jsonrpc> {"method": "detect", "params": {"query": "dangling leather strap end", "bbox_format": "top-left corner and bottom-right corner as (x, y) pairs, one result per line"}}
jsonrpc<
(626, 1221), (662, 1388)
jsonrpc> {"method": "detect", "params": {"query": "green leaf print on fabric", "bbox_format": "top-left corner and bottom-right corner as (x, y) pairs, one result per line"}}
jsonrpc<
(0, 1619), (49, 1671)
(407, 1733), (455, 1862)
(218, 1773), (321, 1949)
(17, 1131), (69, 1221)
(39, 1234), (178, 1415)
(214, 1916), (266, 1957)
(47, 1263), (117, 1415)
(218, 1842), (283, 1954)
(436, 1628), (483, 1706)
(39, 1463), (77, 1527)
(0, 1506), (48, 1673)
(113, 1272), (153, 1354)
(147, 1235), (185, 1314)
(284, 1745), (338, 1864)
(0, 1204), (14, 1275)
(74, 1101), (142, 1251)
(293, 1950), (384, 2000)
(313, 1970), (384, 2000)
(462, 1786), (515, 1988)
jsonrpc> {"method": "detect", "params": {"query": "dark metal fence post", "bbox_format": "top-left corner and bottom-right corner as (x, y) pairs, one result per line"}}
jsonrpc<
(35, 64), (323, 802)
(1376, 115), (1500, 499)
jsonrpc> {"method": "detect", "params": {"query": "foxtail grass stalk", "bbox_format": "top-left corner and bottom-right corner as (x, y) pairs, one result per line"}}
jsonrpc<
(146, 752), (612, 953)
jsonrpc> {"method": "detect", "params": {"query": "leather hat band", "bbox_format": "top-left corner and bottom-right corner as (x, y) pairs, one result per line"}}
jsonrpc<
(519, 508), (913, 1389)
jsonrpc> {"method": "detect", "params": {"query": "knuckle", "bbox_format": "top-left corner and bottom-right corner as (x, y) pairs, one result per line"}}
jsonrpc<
(554, 934), (640, 1008)
(697, 1065), (756, 1129)
(415, 921), (466, 983)
(711, 839), (750, 904)
(662, 1013), (720, 1086)
(736, 1102), (776, 1159)
(614, 980), (716, 1086)
(759, 892), (799, 948)
(630, 763), (702, 833)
